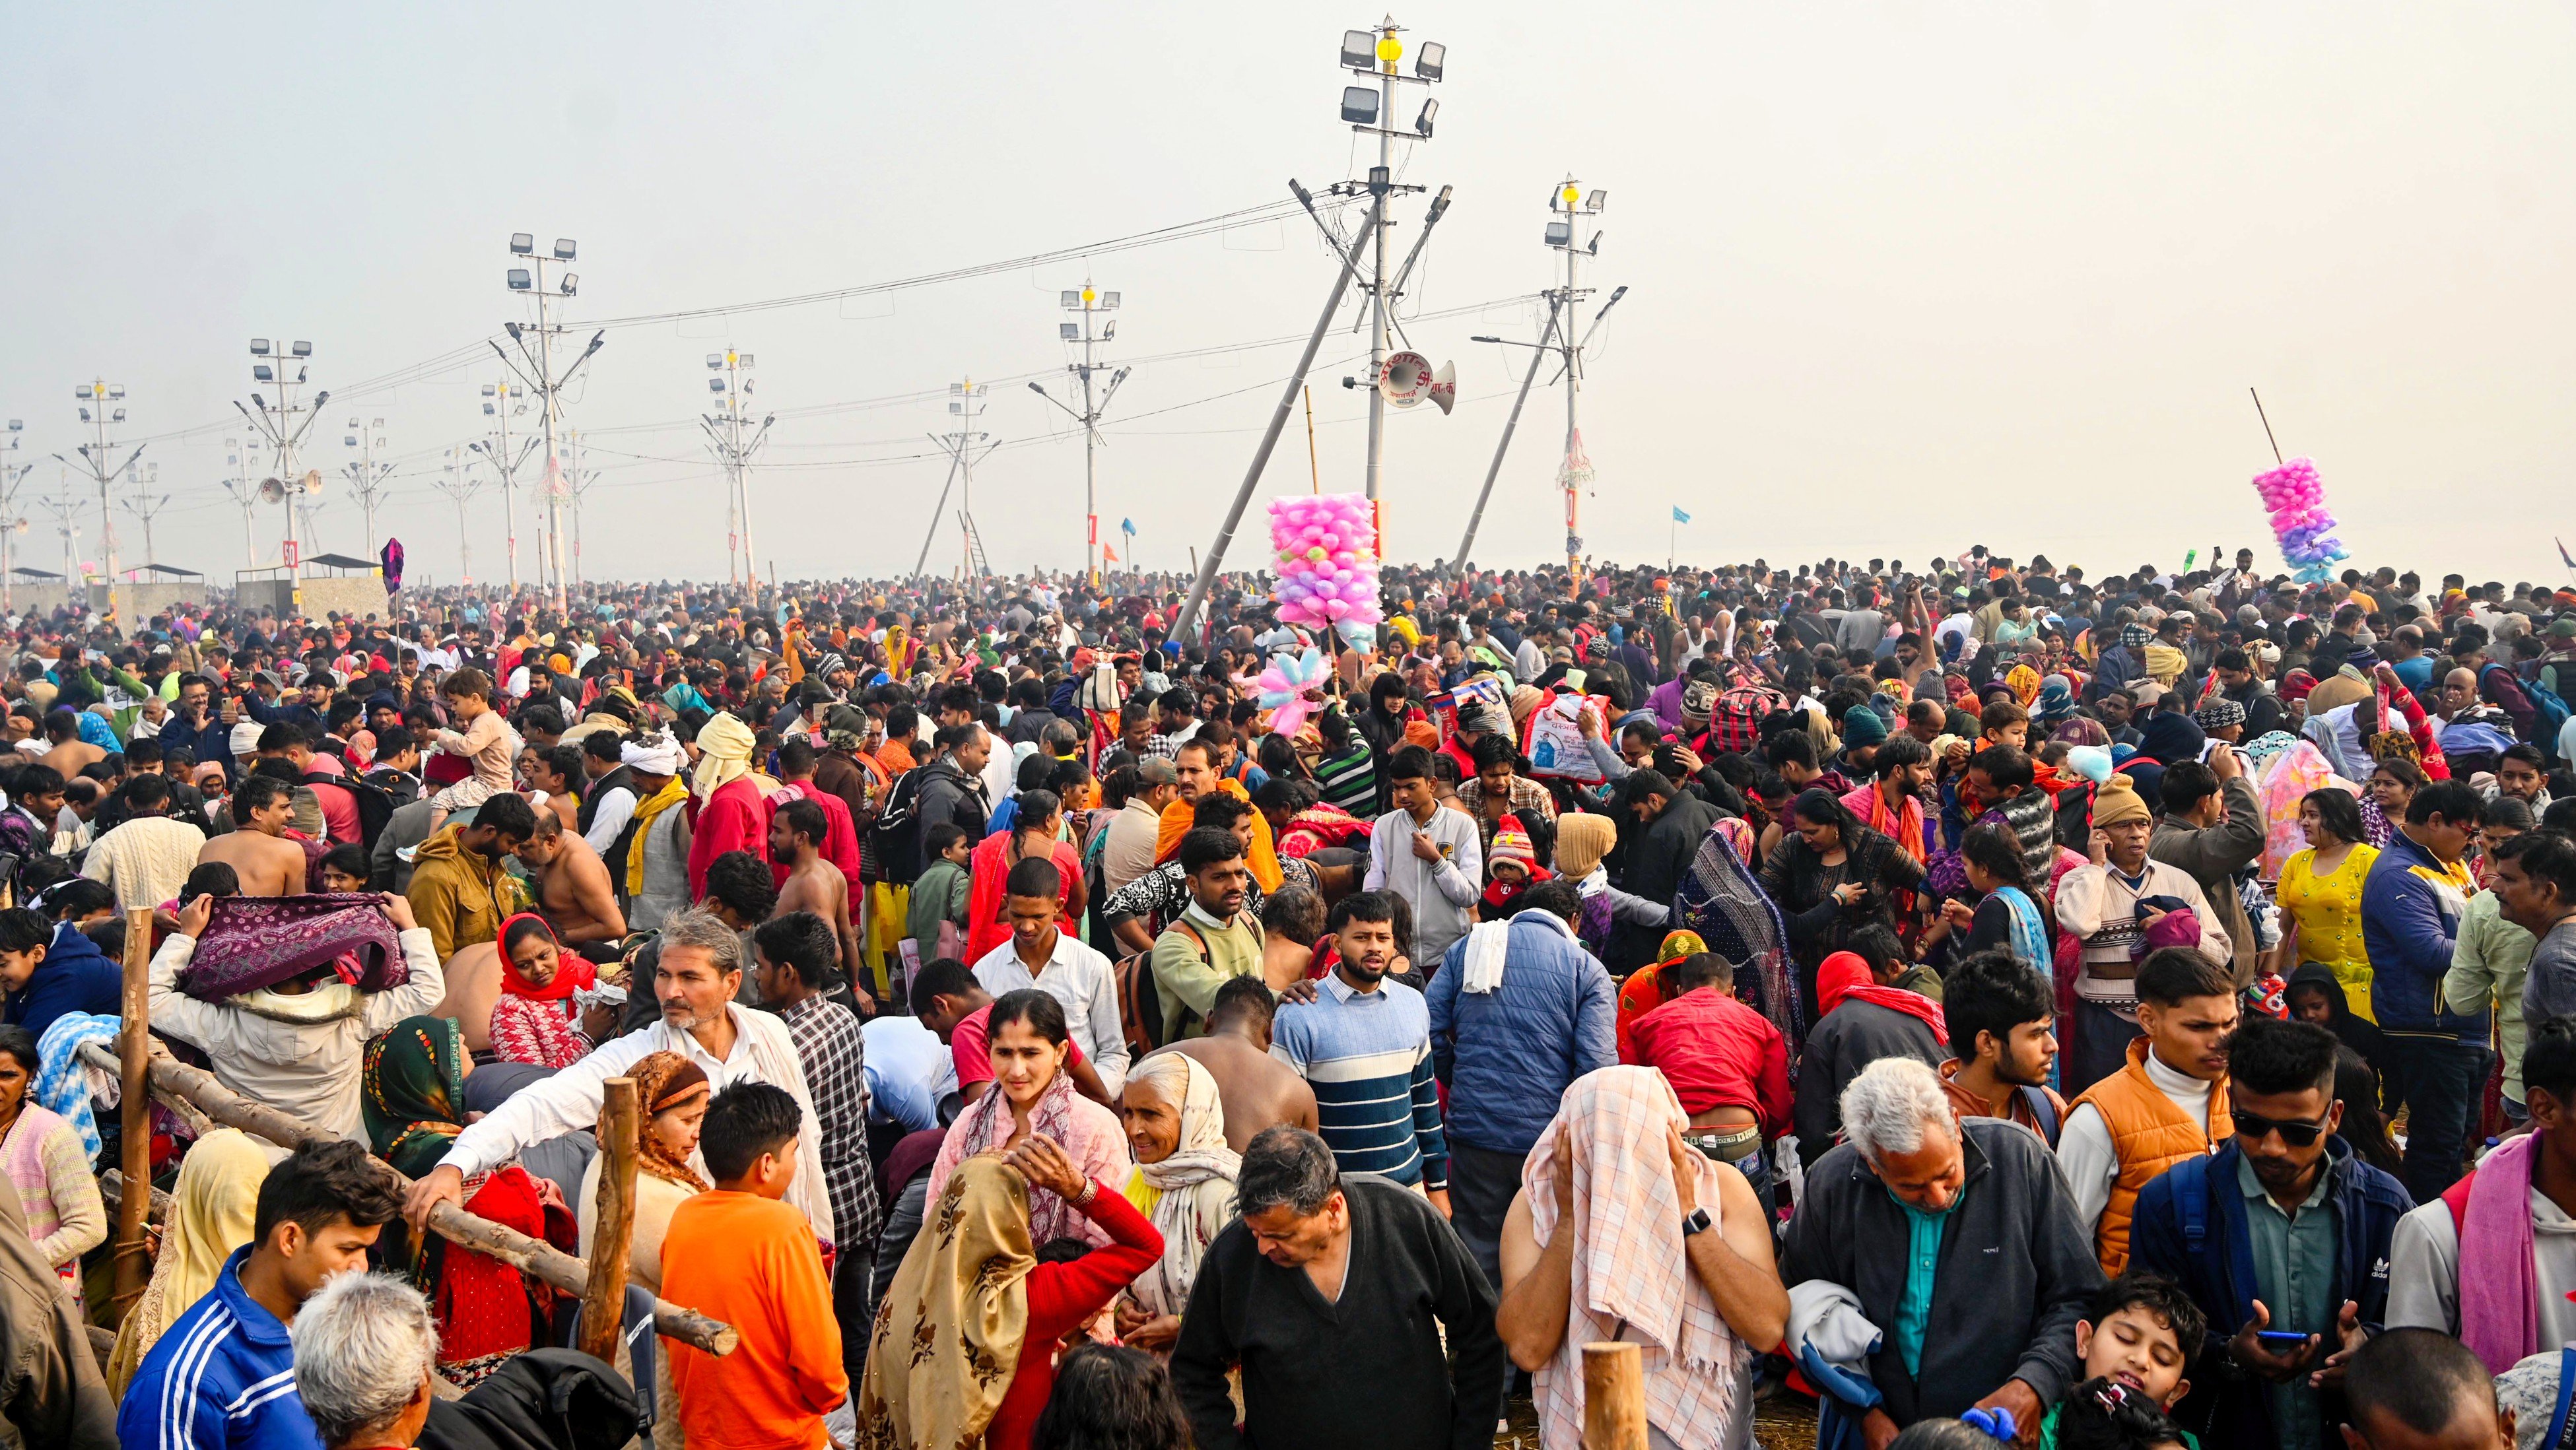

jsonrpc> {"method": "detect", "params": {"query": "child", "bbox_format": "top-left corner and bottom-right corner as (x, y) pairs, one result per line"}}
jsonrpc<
(904, 822), (972, 981)
(2044, 1275), (2206, 1449)
(1477, 813), (1550, 919)
(319, 843), (370, 894)
(423, 669), (520, 832)
(660, 1081), (846, 1450)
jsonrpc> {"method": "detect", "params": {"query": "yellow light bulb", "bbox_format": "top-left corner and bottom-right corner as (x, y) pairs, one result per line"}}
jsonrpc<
(1562, 185), (1580, 208)
(1081, 287), (1095, 306)
(1376, 34), (1402, 63)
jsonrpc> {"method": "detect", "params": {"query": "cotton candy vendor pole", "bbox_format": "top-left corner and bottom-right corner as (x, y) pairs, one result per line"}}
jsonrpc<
(2251, 456), (2350, 585)
(1268, 490), (1384, 651)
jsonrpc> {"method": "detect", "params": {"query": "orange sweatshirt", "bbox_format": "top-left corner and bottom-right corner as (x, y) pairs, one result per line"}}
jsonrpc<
(660, 1190), (847, 1450)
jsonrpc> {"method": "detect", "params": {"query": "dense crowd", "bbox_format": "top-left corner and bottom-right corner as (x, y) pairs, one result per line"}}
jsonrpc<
(0, 545), (2567, 1450)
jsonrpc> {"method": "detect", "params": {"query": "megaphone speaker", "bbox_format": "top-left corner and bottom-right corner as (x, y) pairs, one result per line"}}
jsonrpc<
(1379, 350), (1431, 408)
(1427, 360), (1457, 416)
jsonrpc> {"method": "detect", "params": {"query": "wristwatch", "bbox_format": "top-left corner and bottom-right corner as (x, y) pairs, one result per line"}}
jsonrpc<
(1680, 1206), (1713, 1237)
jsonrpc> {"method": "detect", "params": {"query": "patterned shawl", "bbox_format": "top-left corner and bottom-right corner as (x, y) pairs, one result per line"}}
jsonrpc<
(1125, 1054), (1240, 1318)
(1670, 821), (1804, 1062)
(32, 1012), (118, 1160)
(364, 1014), (469, 1179)
(937, 1068), (1091, 1244)
(857, 1158), (1035, 1450)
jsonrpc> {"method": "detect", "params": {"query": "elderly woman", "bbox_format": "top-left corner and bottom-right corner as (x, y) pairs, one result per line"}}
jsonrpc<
(288, 1271), (441, 1450)
(1112, 1053), (1240, 1354)
(1496, 1067), (1786, 1450)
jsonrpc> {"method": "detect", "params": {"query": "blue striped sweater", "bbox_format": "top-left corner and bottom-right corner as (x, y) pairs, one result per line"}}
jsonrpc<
(1270, 973), (1449, 1189)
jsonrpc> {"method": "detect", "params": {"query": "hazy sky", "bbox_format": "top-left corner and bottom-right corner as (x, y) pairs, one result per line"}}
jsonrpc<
(6, 3), (2573, 589)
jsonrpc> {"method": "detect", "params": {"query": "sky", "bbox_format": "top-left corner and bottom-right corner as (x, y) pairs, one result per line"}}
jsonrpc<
(5, 3), (2573, 591)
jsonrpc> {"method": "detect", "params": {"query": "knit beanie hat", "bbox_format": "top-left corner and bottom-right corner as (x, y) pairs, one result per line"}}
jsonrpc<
(2093, 775), (2152, 828)
(1841, 704), (1888, 748)
(1555, 812), (1617, 878)
(1488, 814), (1538, 875)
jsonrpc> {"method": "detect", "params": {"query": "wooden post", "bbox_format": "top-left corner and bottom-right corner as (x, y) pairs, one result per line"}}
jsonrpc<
(580, 1077), (640, 1363)
(1581, 1342), (1646, 1450)
(110, 907), (153, 1321)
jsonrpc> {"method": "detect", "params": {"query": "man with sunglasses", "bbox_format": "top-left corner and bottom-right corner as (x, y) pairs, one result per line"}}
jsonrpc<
(2129, 1014), (2414, 1450)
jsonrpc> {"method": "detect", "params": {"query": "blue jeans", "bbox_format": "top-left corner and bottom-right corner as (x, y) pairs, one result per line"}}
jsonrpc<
(2383, 1034), (2492, 1203)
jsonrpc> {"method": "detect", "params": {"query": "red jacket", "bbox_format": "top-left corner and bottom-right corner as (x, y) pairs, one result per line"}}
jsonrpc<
(686, 776), (767, 901)
(986, 1183), (1165, 1450)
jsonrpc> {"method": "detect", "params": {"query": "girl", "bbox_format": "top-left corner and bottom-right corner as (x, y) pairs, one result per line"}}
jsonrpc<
(0, 1024), (105, 1309)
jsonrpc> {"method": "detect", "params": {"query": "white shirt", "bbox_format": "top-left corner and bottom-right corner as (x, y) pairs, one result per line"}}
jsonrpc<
(1363, 805), (1484, 970)
(2387, 1185), (2576, 1344)
(972, 931), (1130, 1094)
(861, 1016), (955, 1134)
(582, 783), (638, 856)
(2059, 1049), (2216, 1240)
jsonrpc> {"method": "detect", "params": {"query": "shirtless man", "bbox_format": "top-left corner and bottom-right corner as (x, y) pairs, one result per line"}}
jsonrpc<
(511, 812), (627, 949)
(37, 710), (105, 780)
(196, 774), (310, 897)
(766, 797), (867, 1005)
(522, 744), (581, 834)
(1149, 974), (1319, 1153)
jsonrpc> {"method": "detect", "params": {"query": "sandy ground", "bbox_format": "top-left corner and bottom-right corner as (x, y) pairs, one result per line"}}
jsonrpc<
(1495, 1381), (1819, 1448)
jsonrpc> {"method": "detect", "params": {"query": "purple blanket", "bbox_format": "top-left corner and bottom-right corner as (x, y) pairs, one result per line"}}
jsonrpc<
(177, 893), (407, 1002)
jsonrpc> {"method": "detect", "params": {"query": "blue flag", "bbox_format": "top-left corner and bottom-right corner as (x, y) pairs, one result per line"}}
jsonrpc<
(1671, 506), (1691, 524)
(1121, 518), (1137, 536)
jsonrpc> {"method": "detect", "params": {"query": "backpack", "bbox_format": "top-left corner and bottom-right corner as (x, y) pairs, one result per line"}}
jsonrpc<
(343, 774), (397, 856)
(2496, 663), (2575, 763)
(1111, 919), (1208, 1057)
(1709, 686), (1788, 754)
(868, 766), (926, 875)
(2017, 1086), (2062, 1148)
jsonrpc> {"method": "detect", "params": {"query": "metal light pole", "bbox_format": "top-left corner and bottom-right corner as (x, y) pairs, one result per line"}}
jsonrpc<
(0, 420), (28, 615)
(342, 415), (393, 556)
(698, 350), (774, 597)
(562, 428), (600, 587)
(38, 469), (81, 598)
(432, 447), (485, 584)
(220, 436), (262, 570)
(118, 463), (172, 573)
(230, 339), (331, 610)
(498, 234), (603, 617)
(54, 378), (142, 627)
(1030, 287), (1129, 582)
(1543, 179), (1620, 582)
(916, 380), (992, 581)
(473, 381), (538, 593)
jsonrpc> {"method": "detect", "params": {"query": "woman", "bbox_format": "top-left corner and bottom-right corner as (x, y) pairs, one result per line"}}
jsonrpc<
(2362, 756), (2422, 849)
(576, 1052), (706, 1450)
(364, 1015), (573, 1388)
(487, 913), (599, 1069)
(1757, 787), (1926, 1006)
(1031, 1343), (1195, 1450)
(2271, 787), (2379, 1019)
(105, 1128), (271, 1395)
(1495, 1067), (1786, 1450)
(860, 1141), (1164, 1450)
(1110, 1054), (1239, 1354)
(929, 990), (1132, 1247)
(0, 1024), (104, 1309)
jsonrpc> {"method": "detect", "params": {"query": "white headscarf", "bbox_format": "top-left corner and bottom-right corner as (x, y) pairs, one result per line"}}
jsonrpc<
(1124, 1053), (1239, 1318)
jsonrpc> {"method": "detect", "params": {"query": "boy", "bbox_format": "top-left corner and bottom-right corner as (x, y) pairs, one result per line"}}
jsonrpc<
(904, 821), (971, 976)
(1939, 949), (2069, 1146)
(2045, 1274), (2208, 1448)
(1475, 813), (1547, 920)
(752, 913), (877, 1392)
(2064, 948), (2239, 1276)
(660, 1081), (848, 1450)
(0, 903), (118, 1043)
(1364, 744), (1481, 972)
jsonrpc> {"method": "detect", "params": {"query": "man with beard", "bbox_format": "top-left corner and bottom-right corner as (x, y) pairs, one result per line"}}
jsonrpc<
(1937, 949), (2069, 1146)
(404, 791), (537, 961)
(195, 773), (312, 898)
(1270, 891), (1449, 1205)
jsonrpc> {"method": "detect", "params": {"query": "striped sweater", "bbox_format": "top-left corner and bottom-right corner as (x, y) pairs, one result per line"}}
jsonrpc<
(1270, 973), (1450, 1191)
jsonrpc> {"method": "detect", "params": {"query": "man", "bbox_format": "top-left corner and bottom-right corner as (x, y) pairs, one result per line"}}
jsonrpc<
(1455, 735), (1557, 861)
(1271, 892), (1451, 1205)
(512, 810), (628, 953)
(1364, 745), (1483, 972)
(749, 911), (878, 1389)
(79, 771), (205, 911)
(405, 792), (535, 962)
(2211, 648), (2287, 739)
(1779, 1057), (2102, 1435)
(1626, 947), (1794, 1212)
(2129, 1014), (2412, 1450)
(1793, 926), (1953, 1167)
(285, 729), (361, 845)
(1150, 686), (1200, 758)
(1151, 973), (1320, 1152)
(1170, 1126), (1505, 1450)
(766, 739), (863, 887)
(36, 708), (104, 779)
(2499, 828), (2576, 1028)
(1843, 735), (1932, 867)
(576, 729), (637, 855)
(907, 722), (992, 878)
(2365, 779), (2490, 1203)
(118, 1138), (404, 1450)
(1606, 769), (1721, 972)
(289, 1271), (438, 1450)
(1101, 755), (1177, 894)
(1150, 827), (1266, 1045)
(767, 797), (864, 1003)
(405, 907), (838, 1247)
(2063, 946), (2240, 1277)
(2495, 743), (2556, 818)
(2150, 751), (2267, 986)
(2056, 774), (2234, 1092)
(681, 712), (766, 903)
(196, 774), (310, 898)
(974, 855), (1128, 1091)
(1422, 878), (1613, 1280)
(1937, 948), (2068, 1146)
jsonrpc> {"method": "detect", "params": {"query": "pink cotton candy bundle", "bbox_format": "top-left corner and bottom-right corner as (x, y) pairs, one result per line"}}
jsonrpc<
(1268, 492), (1384, 643)
(2251, 457), (2350, 583)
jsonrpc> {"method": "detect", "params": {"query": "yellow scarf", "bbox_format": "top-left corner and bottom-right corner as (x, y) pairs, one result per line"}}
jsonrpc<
(624, 775), (690, 895)
(691, 711), (755, 803)
(106, 1129), (271, 1395)
(857, 1158), (1034, 1450)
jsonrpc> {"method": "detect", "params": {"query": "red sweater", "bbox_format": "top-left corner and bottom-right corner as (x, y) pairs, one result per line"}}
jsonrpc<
(985, 1182), (1165, 1450)
(1628, 987), (1794, 1138)
(687, 776), (768, 900)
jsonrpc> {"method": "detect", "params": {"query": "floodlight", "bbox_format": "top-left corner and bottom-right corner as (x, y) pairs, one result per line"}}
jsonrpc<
(108, 385), (126, 399)
(75, 385), (93, 399)
(1340, 29), (1374, 68)
(1415, 98), (1437, 137)
(254, 364), (275, 382)
(1060, 290), (1081, 308)
(1060, 323), (1079, 341)
(482, 383), (498, 395)
(706, 354), (724, 369)
(348, 416), (360, 426)
(736, 354), (754, 368)
(1588, 232), (1603, 254)
(78, 409), (90, 423)
(5, 422), (17, 432)
(1103, 320), (1116, 341)
(708, 378), (726, 393)
(250, 339), (270, 356)
(483, 403), (496, 416)
(1544, 220), (1573, 247)
(510, 233), (534, 254)
(1341, 86), (1379, 126)
(1100, 291), (1120, 309)
(296, 368), (308, 383)
(949, 401), (963, 414)
(507, 269), (532, 290)
(1586, 189), (1606, 211)
(1415, 41), (1444, 80)
(112, 409), (125, 422)
(741, 379), (754, 395)
(372, 418), (384, 428)
(553, 238), (576, 259)
(560, 273), (578, 295)
(345, 436), (358, 447)
(290, 341), (311, 357)
(313, 390), (327, 407)
(1369, 164), (1392, 193)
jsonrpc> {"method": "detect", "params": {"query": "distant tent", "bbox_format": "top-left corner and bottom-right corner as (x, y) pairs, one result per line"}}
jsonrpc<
(131, 563), (203, 578)
(9, 568), (61, 580)
(304, 553), (383, 573)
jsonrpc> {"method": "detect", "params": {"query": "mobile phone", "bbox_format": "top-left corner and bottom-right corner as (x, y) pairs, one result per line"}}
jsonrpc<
(2254, 1330), (2312, 1348)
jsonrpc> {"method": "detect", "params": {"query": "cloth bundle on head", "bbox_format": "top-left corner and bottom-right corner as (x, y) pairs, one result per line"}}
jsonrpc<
(691, 711), (755, 801)
(1555, 812), (1617, 881)
(2280, 669), (2319, 705)
(859, 1158), (1036, 1450)
(621, 732), (684, 774)
(1840, 705), (1887, 748)
(2006, 664), (2043, 708)
(2093, 774), (2151, 828)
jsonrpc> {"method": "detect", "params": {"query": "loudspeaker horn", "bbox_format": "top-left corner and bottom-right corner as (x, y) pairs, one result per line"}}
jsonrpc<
(300, 469), (325, 495)
(1427, 360), (1458, 416)
(257, 477), (287, 504)
(1379, 350), (1431, 408)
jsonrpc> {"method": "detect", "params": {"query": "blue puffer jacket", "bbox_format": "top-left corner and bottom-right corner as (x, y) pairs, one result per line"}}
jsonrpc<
(2363, 829), (2484, 1038)
(1424, 909), (1616, 1154)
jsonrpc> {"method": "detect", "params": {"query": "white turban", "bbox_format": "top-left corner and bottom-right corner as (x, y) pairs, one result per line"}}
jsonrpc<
(621, 734), (683, 774)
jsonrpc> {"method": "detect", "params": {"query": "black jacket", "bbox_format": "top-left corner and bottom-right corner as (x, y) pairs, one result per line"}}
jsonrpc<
(1610, 791), (1721, 972)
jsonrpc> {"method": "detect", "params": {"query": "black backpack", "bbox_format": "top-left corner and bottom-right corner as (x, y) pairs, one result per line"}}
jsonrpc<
(868, 766), (926, 881)
(341, 774), (398, 855)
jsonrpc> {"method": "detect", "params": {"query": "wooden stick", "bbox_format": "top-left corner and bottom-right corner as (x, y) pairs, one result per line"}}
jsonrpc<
(1581, 1342), (1646, 1450)
(99, 1170), (171, 1226)
(121, 1040), (738, 1356)
(110, 907), (153, 1322)
(580, 1078), (640, 1363)
(2250, 387), (2285, 466)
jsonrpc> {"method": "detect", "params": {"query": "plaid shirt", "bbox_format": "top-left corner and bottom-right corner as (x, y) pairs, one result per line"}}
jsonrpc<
(777, 994), (880, 1247)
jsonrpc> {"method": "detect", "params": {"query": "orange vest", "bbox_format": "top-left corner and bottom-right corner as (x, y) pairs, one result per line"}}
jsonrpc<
(2072, 1038), (2232, 1276)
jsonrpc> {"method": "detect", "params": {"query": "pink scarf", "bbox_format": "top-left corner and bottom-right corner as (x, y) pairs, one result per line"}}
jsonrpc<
(2457, 1131), (2540, 1374)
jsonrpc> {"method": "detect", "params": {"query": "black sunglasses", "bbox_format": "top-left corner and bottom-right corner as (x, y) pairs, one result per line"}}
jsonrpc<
(2234, 1109), (2330, 1148)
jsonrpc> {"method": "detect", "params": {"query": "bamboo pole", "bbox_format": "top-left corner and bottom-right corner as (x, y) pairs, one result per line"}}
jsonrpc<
(1581, 1342), (1647, 1450)
(99, 1170), (171, 1226)
(580, 1078), (639, 1363)
(110, 907), (153, 1321)
(90, 1039), (738, 1355)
